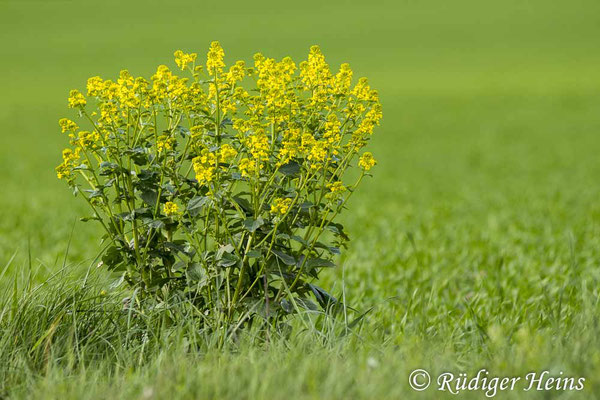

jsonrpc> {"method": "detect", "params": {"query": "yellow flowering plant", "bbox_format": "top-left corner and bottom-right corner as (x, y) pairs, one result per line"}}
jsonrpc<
(56, 42), (381, 328)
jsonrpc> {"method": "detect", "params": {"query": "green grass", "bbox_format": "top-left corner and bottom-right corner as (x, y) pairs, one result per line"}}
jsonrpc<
(2, 0), (600, 398)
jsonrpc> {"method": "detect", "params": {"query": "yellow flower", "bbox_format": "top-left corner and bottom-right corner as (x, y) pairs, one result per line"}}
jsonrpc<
(270, 197), (292, 215)
(300, 133), (316, 153)
(299, 45), (333, 105)
(68, 89), (86, 108)
(233, 87), (249, 101)
(163, 201), (179, 216)
(62, 148), (80, 163)
(153, 65), (172, 81)
(278, 127), (302, 165)
(307, 140), (328, 170)
(334, 63), (353, 94)
(248, 132), (270, 162)
(157, 135), (176, 152)
(190, 125), (204, 140)
(238, 157), (256, 177)
(101, 80), (120, 100)
(323, 114), (341, 145)
(192, 151), (217, 185)
(254, 54), (297, 116)
(232, 118), (251, 133)
(150, 65), (173, 102)
(193, 163), (215, 185)
(198, 149), (217, 166)
(118, 70), (134, 87)
(207, 41), (225, 75)
(219, 143), (238, 163)
(55, 148), (81, 180)
(174, 50), (197, 70)
(99, 102), (119, 124)
(326, 181), (346, 200)
(351, 77), (379, 102)
(58, 118), (79, 133)
(356, 103), (383, 136)
(55, 163), (70, 180)
(86, 76), (104, 96)
(77, 130), (100, 148)
(358, 152), (376, 171)
(300, 45), (331, 88)
(225, 60), (246, 85)
(219, 98), (237, 115)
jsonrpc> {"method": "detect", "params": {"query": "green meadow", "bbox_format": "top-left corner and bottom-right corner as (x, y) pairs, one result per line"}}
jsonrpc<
(2, 0), (600, 398)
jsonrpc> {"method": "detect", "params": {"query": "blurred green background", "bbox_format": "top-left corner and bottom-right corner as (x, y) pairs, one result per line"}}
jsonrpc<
(0, 0), (600, 276)
(4, 0), (600, 397)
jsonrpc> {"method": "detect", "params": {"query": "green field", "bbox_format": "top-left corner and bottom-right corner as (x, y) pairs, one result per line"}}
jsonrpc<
(2, 0), (600, 398)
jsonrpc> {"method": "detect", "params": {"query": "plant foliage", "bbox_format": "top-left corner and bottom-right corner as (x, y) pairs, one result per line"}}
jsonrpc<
(56, 42), (382, 328)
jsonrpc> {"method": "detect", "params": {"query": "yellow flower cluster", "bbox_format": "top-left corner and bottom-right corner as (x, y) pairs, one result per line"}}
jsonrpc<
(77, 130), (100, 149)
(219, 144), (238, 163)
(86, 76), (104, 96)
(55, 43), (382, 316)
(174, 50), (197, 71)
(238, 158), (256, 177)
(55, 148), (80, 180)
(206, 41), (225, 75)
(225, 60), (246, 85)
(192, 149), (217, 186)
(163, 201), (179, 216)
(358, 152), (376, 171)
(326, 181), (346, 200)
(253, 54), (297, 121)
(300, 46), (332, 105)
(247, 132), (270, 163)
(68, 90), (86, 108)
(57, 42), (382, 196)
(278, 127), (302, 165)
(270, 197), (292, 215)
(59, 118), (78, 133)
(190, 125), (204, 140)
(157, 135), (176, 153)
(334, 63), (353, 95)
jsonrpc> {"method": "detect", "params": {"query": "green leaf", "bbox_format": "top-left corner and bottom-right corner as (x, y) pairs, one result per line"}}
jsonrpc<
(125, 147), (148, 166)
(272, 249), (296, 266)
(290, 235), (309, 246)
(164, 241), (193, 256)
(99, 162), (123, 176)
(186, 262), (208, 286)
(314, 242), (341, 255)
(101, 246), (124, 271)
(142, 218), (164, 229)
(83, 189), (103, 199)
(187, 196), (209, 217)
(140, 190), (158, 208)
(216, 244), (235, 257)
(217, 252), (238, 268)
(116, 211), (134, 221)
(327, 222), (350, 241)
(232, 196), (253, 214)
(303, 257), (336, 269)
(216, 245), (238, 267)
(307, 283), (338, 308)
(280, 299), (293, 313)
(79, 216), (101, 222)
(246, 249), (262, 258)
(279, 161), (301, 176)
(73, 164), (89, 171)
(243, 217), (264, 232)
(295, 297), (319, 311)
